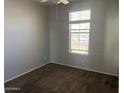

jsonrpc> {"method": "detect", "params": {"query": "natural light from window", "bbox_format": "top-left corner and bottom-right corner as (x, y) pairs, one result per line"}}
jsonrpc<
(69, 10), (91, 54)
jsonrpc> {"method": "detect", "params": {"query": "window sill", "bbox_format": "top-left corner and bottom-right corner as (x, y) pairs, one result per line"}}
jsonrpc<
(69, 50), (89, 55)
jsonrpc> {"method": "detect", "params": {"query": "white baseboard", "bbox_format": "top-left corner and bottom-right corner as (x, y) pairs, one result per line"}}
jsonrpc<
(5, 61), (118, 83)
(5, 62), (49, 83)
(50, 61), (118, 77)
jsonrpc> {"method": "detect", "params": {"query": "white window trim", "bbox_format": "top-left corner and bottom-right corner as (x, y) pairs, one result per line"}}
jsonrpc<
(69, 10), (91, 54)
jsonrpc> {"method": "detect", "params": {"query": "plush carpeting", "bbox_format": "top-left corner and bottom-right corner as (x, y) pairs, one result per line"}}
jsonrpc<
(5, 63), (118, 93)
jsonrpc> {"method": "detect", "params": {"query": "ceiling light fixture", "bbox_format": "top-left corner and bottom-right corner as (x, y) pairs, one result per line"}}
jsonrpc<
(40, 0), (70, 4)
(57, 0), (69, 4)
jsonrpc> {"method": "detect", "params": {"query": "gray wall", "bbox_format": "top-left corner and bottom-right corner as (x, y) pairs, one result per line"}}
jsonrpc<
(5, 0), (49, 81)
(104, 0), (119, 75)
(49, 0), (119, 76)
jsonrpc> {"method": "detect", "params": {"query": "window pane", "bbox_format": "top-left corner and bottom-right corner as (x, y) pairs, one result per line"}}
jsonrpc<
(80, 33), (89, 41)
(80, 33), (89, 51)
(80, 41), (89, 51)
(69, 10), (91, 21)
(70, 23), (90, 30)
(70, 24), (80, 29)
(80, 30), (90, 32)
(71, 34), (80, 50)
(80, 10), (91, 20)
(71, 30), (89, 32)
(71, 30), (80, 32)
(71, 33), (89, 51)
(80, 23), (90, 29)
(70, 11), (80, 21)
(71, 34), (79, 41)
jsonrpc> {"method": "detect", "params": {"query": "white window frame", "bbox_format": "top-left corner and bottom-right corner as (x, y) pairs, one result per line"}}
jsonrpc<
(69, 10), (91, 54)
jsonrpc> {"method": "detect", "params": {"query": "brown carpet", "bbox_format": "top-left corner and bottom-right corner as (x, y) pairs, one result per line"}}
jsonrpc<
(5, 63), (118, 93)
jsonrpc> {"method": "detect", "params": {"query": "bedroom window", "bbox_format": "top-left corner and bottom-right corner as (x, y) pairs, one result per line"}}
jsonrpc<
(69, 10), (91, 54)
